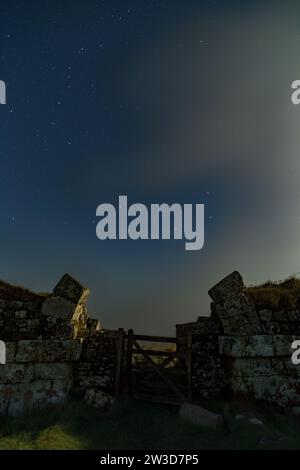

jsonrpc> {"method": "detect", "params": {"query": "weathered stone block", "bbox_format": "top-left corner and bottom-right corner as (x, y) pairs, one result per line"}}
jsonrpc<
(15, 310), (27, 319)
(34, 363), (73, 381)
(53, 273), (90, 305)
(5, 342), (16, 363)
(273, 335), (297, 356)
(7, 301), (23, 309)
(75, 375), (112, 390)
(16, 339), (82, 362)
(219, 335), (275, 357)
(176, 317), (222, 337)
(8, 380), (71, 416)
(208, 271), (244, 303)
(0, 364), (33, 383)
(221, 315), (262, 335)
(0, 384), (11, 415)
(273, 311), (300, 322)
(214, 293), (262, 334)
(272, 357), (300, 377)
(230, 358), (274, 377)
(230, 375), (300, 407)
(222, 293), (257, 318)
(40, 315), (74, 339)
(87, 318), (101, 333)
(85, 389), (114, 409)
(41, 296), (78, 320)
(180, 403), (222, 429)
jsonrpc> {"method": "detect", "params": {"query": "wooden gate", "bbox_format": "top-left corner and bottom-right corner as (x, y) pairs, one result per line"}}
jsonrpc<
(115, 328), (192, 405)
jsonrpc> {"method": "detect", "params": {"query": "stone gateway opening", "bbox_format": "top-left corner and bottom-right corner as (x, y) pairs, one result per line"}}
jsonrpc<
(0, 270), (299, 416)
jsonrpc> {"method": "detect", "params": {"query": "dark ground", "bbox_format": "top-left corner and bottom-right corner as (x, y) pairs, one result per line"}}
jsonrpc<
(0, 398), (299, 450)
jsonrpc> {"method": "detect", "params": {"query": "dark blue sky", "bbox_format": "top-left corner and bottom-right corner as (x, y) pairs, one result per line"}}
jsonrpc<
(0, 0), (300, 334)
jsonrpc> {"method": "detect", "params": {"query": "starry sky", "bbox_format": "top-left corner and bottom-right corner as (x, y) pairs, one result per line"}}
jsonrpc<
(1, 0), (300, 334)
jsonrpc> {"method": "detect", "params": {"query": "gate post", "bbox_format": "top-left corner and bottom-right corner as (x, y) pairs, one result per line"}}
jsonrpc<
(125, 328), (134, 396)
(115, 328), (124, 397)
(187, 334), (193, 402)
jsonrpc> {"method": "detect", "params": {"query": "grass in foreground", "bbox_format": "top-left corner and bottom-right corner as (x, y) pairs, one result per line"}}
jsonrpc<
(0, 398), (300, 450)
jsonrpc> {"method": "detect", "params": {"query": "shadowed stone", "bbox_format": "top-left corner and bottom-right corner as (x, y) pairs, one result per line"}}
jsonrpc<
(219, 335), (275, 357)
(208, 271), (244, 303)
(180, 403), (222, 428)
(41, 296), (79, 319)
(16, 339), (82, 362)
(85, 389), (114, 409)
(5, 343), (16, 363)
(0, 385), (11, 415)
(230, 358), (274, 377)
(0, 364), (33, 383)
(34, 363), (73, 380)
(53, 273), (90, 305)
(8, 380), (71, 416)
(214, 293), (262, 335)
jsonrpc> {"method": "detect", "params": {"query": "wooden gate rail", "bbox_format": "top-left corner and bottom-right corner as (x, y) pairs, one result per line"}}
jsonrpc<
(115, 328), (193, 404)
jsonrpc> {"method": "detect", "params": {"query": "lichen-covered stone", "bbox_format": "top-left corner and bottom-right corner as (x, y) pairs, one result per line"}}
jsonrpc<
(216, 294), (263, 335)
(40, 315), (74, 339)
(53, 273), (90, 305)
(219, 335), (275, 357)
(84, 389), (114, 409)
(76, 375), (111, 390)
(8, 380), (72, 416)
(176, 317), (222, 337)
(5, 342), (16, 363)
(34, 363), (73, 381)
(16, 339), (82, 363)
(273, 335), (297, 356)
(0, 364), (33, 383)
(0, 385), (11, 415)
(87, 318), (101, 334)
(230, 374), (300, 407)
(41, 296), (78, 320)
(230, 358), (274, 377)
(208, 271), (244, 303)
(0, 274), (119, 417)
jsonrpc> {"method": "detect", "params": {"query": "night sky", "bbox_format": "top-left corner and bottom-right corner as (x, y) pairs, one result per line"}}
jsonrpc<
(1, 0), (300, 334)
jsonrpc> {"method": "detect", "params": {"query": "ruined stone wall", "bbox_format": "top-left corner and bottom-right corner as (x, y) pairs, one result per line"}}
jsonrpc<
(176, 316), (228, 398)
(2, 269), (300, 415)
(75, 329), (119, 396)
(177, 271), (300, 408)
(0, 274), (117, 416)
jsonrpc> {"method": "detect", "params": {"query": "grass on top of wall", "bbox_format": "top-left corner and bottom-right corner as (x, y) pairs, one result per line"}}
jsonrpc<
(0, 279), (48, 301)
(247, 276), (300, 311)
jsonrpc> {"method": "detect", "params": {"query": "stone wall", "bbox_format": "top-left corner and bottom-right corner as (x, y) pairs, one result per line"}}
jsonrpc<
(177, 271), (300, 408)
(176, 315), (228, 398)
(1, 269), (300, 415)
(0, 274), (117, 416)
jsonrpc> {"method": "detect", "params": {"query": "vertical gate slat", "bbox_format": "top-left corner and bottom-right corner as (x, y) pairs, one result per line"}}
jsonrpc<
(125, 328), (134, 396)
(115, 328), (124, 397)
(187, 334), (193, 402)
